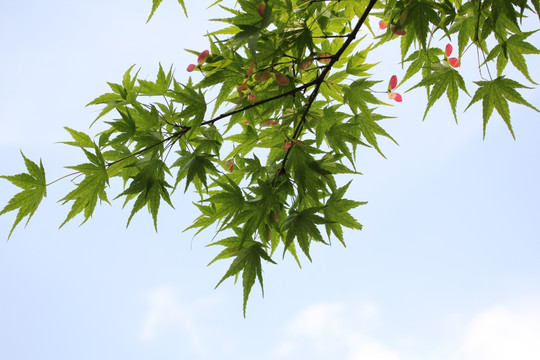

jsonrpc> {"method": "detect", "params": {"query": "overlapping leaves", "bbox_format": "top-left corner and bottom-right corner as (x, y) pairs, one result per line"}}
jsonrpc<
(1, 0), (539, 315)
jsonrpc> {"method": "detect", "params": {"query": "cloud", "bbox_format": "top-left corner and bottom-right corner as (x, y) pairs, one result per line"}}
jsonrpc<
(139, 285), (225, 355)
(269, 298), (540, 360)
(454, 300), (540, 360)
(273, 301), (405, 360)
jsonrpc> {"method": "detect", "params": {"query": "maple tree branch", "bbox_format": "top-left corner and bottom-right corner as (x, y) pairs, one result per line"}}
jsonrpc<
(202, 80), (317, 126)
(276, 0), (379, 180)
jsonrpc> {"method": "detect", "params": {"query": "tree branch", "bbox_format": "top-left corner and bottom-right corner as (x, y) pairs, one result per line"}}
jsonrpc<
(275, 0), (379, 181)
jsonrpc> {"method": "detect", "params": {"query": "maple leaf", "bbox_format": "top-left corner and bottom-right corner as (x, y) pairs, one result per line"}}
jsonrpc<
(0, 153), (47, 238)
(60, 147), (110, 228)
(409, 63), (468, 122)
(215, 242), (276, 317)
(466, 77), (539, 139)
(323, 181), (365, 245)
(282, 207), (332, 261)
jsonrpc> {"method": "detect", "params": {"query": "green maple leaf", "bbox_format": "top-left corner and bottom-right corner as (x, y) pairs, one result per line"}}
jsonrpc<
(343, 78), (385, 115)
(409, 63), (468, 122)
(323, 181), (366, 245)
(0, 153), (47, 238)
(61, 147), (110, 228)
(401, 48), (444, 85)
(466, 76), (539, 139)
(486, 31), (540, 84)
(172, 150), (218, 193)
(214, 242), (276, 317)
(147, 0), (187, 23)
(171, 83), (207, 128)
(282, 207), (331, 261)
(118, 159), (173, 230)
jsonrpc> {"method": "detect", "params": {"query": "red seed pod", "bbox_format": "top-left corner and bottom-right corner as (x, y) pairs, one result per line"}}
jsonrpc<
(254, 71), (271, 82)
(248, 61), (255, 76)
(388, 92), (403, 102)
(318, 53), (332, 63)
(224, 159), (234, 173)
(445, 43), (453, 57)
(257, 2), (265, 18)
(379, 20), (388, 30)
(275, 72), (290, 85)
(448, 57), (460, 68)
(197, 50), (209, 65)
(393, 28), (406, 36)
(299, 58), (313, 70)
(389, 75), (398, 91)
(248, 92), (258, 103)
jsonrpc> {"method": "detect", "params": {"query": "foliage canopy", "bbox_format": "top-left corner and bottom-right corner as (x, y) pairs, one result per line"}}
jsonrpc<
(2, 0), (539, 315)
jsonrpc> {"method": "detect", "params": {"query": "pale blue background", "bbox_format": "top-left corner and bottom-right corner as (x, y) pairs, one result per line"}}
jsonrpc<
(1, 1), (539, 359)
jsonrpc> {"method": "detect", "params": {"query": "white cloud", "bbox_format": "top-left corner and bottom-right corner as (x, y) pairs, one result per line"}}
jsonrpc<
(454, 301), (540, 360)
(139, 285), (225, 355)
(269, 298), (540, 360)
(273, 301), (405, 360)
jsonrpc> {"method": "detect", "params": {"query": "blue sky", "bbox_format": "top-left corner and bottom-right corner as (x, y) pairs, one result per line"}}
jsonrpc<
(1, 1), (539, 359)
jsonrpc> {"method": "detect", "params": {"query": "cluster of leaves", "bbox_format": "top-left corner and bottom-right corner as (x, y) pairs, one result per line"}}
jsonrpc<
(2, 0), (539, 315)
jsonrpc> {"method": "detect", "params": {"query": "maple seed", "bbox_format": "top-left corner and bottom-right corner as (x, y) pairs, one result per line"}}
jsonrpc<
(448, 57), (460, 68)
(389, 75), (398, 91)
(257, 2), (265, 18)
(248, 61), (255, 76)
(318, 53), (332, 63)
(445, 43), (453, 57)
(261, 120), (279, 127)
(224, 159), (234, 173)
(388, 92), (403, 102)
(299, 58), (313, 70)
(186, 64), (196, 72)
(445, 44), (460, 68)
(275, 72), (290, 85)
(254, 71), (271, 82)
(282, 142), (292, 150)
(248, 92), (258, 102)
(379, 20), (388, 30)
(197, 50), (209, 64)
(391, 26), (406, 36)
(237, 80), (248, 92)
